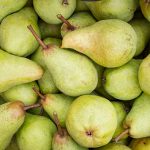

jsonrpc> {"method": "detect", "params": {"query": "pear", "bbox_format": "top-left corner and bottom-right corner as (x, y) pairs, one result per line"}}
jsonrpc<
(130, 19), (150, 56)
(130, 137), (150, 150)
(84, 0), (138, 22)
(66, 95), (117, 148)
(103, 59), (142, 100)
(140, 0), (150, 21)
(25, 0), (33, 6)
(52, 112), (88, 150)
(1, 82), (39, 106)
(76, 0), (88, 12)
(39, 20), (61, 39)
(59, 12), (96, 37)
(16, 113), (57, 150)
(138, 54), (150, 95)
(0, 7), (40, 57)
(33, 0), (76, 24)
(28, 25), (98, 96)
(62, 19), (137, 68)
(6, 136), (19, 150)
(0, 0), (27, 22)
(94, 143), (131, 150)
(0, 49), (43, 93)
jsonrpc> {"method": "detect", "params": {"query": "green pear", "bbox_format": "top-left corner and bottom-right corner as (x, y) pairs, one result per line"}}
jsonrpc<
(112, 102), (127, 139)
(33, 0), (76, 24)
(130, 137), (150, 150)
(0, 49), (43, 93)
(29, 25), (98, 96)
(76, 0), (88, 12)
(66, 95), (117, 148)
(16, 113), (57, 150)
(84, 0), (138, 22)
(138, 54), (150, 95)
(52, 113), (88, 150)
(1, 82), (39, 106)
(0, 101), (25, 150)
(0, 7), (40, 57)
(62, 19), (137, 68)
(103, 59), (142, 100)
(6, 136), (19, 150)
(60, 12), (96, 37)
(0, 0), (28, 22)
(140, 0), (150, 21)
(130, 19), (150, 56)
(39, 20), (61, 39)
(94, 143), (131, 150)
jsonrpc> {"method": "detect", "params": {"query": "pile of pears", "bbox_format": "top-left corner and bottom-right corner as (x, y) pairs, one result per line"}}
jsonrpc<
(1, 0), (150, 150)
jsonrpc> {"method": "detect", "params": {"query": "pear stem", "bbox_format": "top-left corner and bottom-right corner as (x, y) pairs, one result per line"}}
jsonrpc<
(57, 14), (76, 31)
(32, 87), (46, 100)
(114, 129), (129, 143)
(62, 0), (69, 5)
(53, 112), (64, 137)
(145, 0), (150, 3)
(27, 25), (48, 50)
(24, 103), (41, 111)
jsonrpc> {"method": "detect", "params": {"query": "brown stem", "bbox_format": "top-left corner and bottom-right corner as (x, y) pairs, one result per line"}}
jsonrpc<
(27, 25), (48, 50)
(114, 129), (129, 142)
(32, 87), (46, 100)
(57, 14), (76, 31)
(53, 112), (64, 137)
(145, 0), (150, 3)
(62, 0), (69, 5)
(24, 103), (41, 111)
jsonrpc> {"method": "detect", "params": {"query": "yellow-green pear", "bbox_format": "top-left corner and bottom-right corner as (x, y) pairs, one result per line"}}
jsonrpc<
(76, 0), (88, 12)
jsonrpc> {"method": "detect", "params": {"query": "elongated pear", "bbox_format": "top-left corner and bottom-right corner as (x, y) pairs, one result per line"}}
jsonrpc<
(66, 95), (117, 148)
(1, 82), (39, 106)
(0, 7), (40, 57)
(0, 0), (28, 22)
(62, 19), (137, 68)
(138, 54), (150, 95)
(33, 0), (76, 24)
(0, 49), (43, 93)
(28, 25), (98, 96)
(16, 113), (57, 150)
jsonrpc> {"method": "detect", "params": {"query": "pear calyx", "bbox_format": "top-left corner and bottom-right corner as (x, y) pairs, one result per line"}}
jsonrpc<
(62, 0), (69, 5)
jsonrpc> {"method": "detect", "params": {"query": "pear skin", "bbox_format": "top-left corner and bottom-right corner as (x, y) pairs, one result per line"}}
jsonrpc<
(76, 0), (88, 12)
(6, 136), (19, 150)
(62, 19), (137, 68)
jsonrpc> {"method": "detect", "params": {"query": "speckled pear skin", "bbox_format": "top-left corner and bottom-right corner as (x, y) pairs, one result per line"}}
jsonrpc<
(124, 93), (150, 138)
(6, 136), (19, 150)
(0, 0), (28, 22)
(61, 12), (96, 37)
(0, 101), (25, 150)
(103, 59), (142, 100)
(130, 19), (150, 56)
(0, 7), (40, 57)
(1, 82), (39, 106)
(112, 102), (128, 139)
(44, 47), (98, 97)
(42, 94), (74, 127)
(140, 0), (150, 21)
(95, 143), (131, 150)
(66, 95), (117, 148)
(138, 54), (150, 95)
(0, 49), (43, 93)
(33, 0), (76, 24)
(62, 19), (137, 68)
(85, 0), (138, 22)
(130, 137), (150, 150)
(16, 113), (57, 150)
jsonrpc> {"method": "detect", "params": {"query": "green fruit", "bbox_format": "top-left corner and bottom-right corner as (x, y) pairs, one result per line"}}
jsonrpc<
(1, 82), (39, 106)
(103, 59), (142, 100)
(61, 12), (96, 37)
(130, 19), (150, 56)
(6, 136), (19, 150)
(62, 19), (137, 68)
(138, 54), (150, 95)
(17, 113), (57, 150)
(85, 0), (138, 22)
(0, 7), (40, 57)
(33, 0), (76, 24)
(0, 101), (25, 150)
(75, 0), (88, 12)
(0, 49), (43, 93)
(0, 0), (28, 22)
(66, 95), (117, 148)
